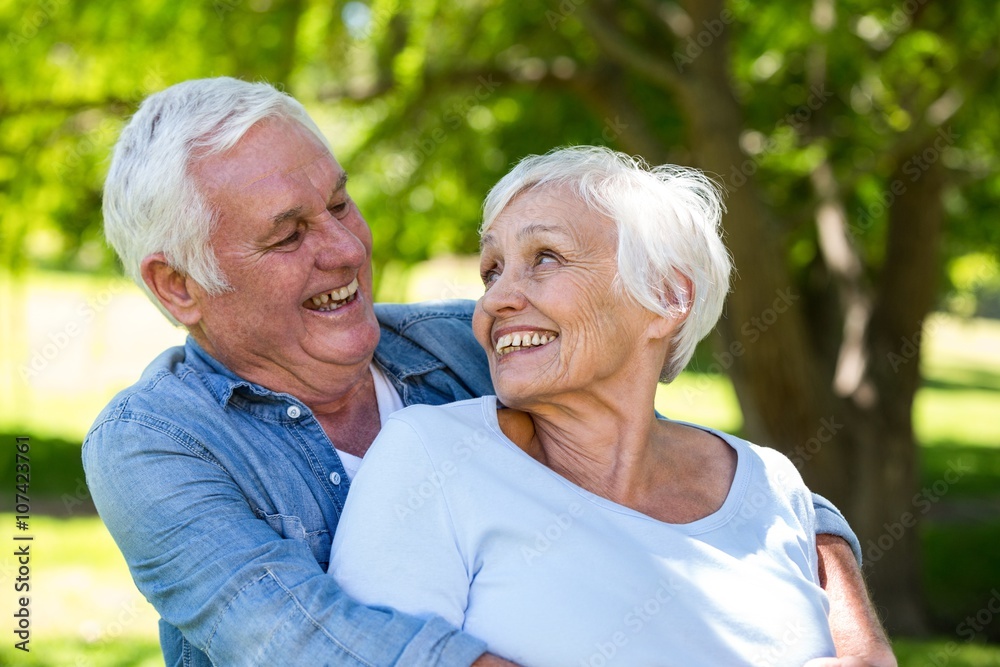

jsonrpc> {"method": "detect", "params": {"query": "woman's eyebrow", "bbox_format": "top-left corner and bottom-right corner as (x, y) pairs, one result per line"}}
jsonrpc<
(480, 222), (568, 250)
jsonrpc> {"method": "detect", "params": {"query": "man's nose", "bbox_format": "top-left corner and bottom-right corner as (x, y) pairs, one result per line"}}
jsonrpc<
(314, 214), (368, 270)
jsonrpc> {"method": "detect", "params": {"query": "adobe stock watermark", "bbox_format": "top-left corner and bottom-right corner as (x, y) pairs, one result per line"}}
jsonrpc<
(681, 288), (799, 402)
(384, 75), (502, 190)
(6, 0), (69, 52)
(54, 69), (166, 178)
(61, 477), (93, 514)
(865, 458), (972, 563)
(724, 86), (835, 192)
(851, 126), (958, 237)
(591, 115), (629, 147)
(672, 8), (736, 72)
(925, 588), (1000, 666)
(520, 503), (584, 566)
(882, 0), (931, 37)
(392, 426), (493, 522)
(737, 416), (842, 530)
(214, 0), (241, 19)
(72, 601), (144, 667)
(751, 620), (809, 667)
(545, 0), (586, 30)
(580, 578), (682, 667)
(885, 314), (944, 373)
(343, 1), (395, 53)
(17, 281), (127, 381)
(786, 416), (844, 470)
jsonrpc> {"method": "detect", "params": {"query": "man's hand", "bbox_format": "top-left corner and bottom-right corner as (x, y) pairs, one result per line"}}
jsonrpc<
(817, 534), (897, 667)
(472, 655), (520, 666)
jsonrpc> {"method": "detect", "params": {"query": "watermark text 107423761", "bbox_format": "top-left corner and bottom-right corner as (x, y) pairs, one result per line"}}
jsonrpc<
(13, 436), (32, 653)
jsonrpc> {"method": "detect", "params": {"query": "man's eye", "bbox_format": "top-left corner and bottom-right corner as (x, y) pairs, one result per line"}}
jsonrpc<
(275, 229), (302, 247)
(329, 200), (350, 216)
(537, 251), (559, 265)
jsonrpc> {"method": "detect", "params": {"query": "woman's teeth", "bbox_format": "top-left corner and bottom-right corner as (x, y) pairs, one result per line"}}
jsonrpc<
(495, 332), (558, 356)
(307, 278), (359, 311)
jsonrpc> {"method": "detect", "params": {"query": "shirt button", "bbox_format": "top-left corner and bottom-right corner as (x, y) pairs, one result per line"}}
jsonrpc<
(286, 405), (302, 419)
(329, 471), (342, 485)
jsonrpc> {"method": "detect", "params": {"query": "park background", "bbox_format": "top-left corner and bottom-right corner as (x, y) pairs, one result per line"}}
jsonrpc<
(1, 0), (999, 664)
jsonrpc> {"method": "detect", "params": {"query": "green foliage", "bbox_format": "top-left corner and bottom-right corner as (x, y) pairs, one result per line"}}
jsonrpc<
(1, 0), (995, 291)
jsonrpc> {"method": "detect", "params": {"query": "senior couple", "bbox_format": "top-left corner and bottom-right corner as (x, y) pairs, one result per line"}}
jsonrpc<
(85, 77), (895, 666)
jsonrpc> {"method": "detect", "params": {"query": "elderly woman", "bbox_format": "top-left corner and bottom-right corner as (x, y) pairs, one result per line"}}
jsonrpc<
(330, 147), (838, 664)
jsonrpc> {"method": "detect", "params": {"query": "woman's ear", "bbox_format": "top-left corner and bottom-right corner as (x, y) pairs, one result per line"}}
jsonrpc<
(141, 253), (203, 327)
(648, 273), (694, 340)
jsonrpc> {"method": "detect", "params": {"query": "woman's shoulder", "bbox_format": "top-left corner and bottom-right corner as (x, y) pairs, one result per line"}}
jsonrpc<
(388, 395), (491, 429)
(372, 396), (496, 462)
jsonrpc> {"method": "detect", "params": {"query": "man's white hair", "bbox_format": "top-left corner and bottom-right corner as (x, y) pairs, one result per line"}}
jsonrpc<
(102, 76), (331, 324)
(481, 146), (732, 383)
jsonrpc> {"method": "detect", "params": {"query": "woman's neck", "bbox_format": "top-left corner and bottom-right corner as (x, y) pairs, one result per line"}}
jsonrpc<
(498, 382), (738, 524)
(503, 379), (665, 506)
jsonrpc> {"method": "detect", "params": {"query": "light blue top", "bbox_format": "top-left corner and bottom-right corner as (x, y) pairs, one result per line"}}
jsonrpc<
(329, 396), (837, 666)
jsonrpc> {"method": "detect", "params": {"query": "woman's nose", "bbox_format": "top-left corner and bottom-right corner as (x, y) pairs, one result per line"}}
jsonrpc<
(480, 267), (528, 314)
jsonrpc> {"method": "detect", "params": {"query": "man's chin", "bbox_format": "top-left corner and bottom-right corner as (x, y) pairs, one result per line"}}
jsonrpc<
(312, 326), (381, 365)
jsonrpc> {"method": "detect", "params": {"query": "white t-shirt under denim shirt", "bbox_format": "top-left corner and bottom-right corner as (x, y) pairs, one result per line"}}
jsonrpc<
(334, 364), (405, 481)
(329, 396), (836, 666)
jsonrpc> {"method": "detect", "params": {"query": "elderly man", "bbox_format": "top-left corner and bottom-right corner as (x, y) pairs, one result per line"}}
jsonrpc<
(84, 77), (892, 667)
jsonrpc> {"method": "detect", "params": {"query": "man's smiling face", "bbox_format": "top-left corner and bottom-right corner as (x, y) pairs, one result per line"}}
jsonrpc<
(185, 116), (380, 387)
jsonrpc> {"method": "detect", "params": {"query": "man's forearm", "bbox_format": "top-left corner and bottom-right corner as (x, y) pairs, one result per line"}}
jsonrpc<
(817, 534), (897, 667)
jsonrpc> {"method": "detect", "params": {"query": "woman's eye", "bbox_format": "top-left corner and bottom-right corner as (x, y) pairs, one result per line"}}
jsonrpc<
(537, 251), (559, 265)
(481, 267), (500, 288)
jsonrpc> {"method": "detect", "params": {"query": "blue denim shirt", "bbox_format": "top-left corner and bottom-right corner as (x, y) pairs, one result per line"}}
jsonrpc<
(84, 300), (859, 667)
(84, 301), (493, 667)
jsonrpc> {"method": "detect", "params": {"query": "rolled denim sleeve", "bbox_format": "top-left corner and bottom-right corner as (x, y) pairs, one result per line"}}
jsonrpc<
(83, 415), (486, 666)
(811, 492), (862, 565)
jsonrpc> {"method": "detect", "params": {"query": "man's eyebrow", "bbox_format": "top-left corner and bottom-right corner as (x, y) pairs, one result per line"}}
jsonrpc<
(270, 206), (303, 226)
(269, 172), (349, 227)
(327, 172), (349, 204)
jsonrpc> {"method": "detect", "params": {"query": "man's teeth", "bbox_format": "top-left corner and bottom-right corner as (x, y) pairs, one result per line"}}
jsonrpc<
(308, 278), (359, 311)
(495, 332), (558, 355)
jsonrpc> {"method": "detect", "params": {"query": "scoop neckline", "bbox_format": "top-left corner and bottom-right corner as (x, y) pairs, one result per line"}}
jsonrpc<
(480, 395), (751, 535)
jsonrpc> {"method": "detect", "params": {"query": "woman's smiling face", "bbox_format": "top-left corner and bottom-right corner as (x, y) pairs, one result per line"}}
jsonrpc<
(474, 186), (663, 408)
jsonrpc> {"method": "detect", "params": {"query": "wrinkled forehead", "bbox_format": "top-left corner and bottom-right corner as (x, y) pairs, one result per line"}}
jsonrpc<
(192, 116), (336, 194)
(487, 183), (581, 227)
(481, 183), (617, 249)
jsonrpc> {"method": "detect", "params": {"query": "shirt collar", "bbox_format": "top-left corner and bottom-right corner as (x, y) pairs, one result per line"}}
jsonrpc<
(183, 336), (290, 407)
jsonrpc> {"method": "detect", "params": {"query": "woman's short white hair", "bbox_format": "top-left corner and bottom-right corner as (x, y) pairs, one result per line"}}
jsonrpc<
(103, 77), (331, 324)
(481, 146), (732, 383)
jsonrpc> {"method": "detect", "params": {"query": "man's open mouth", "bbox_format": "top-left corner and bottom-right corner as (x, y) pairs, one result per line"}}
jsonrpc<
(303, 278), (359, 312)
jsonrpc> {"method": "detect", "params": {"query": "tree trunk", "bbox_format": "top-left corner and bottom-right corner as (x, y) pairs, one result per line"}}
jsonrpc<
(673, 0), (932, 635)
(855, 147), (946, 634)
(676, 0), (849, 493)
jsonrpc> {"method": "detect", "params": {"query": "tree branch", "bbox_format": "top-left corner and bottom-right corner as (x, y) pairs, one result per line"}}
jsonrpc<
(810, 160), (875, 405)
(576, 4), (685, 93)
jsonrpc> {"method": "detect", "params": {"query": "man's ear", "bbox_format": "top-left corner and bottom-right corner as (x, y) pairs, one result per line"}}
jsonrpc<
(141, 253), (203, 327)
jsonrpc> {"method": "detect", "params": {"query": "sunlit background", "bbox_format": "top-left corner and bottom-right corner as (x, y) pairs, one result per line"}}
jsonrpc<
(1, 1), (999, 665)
